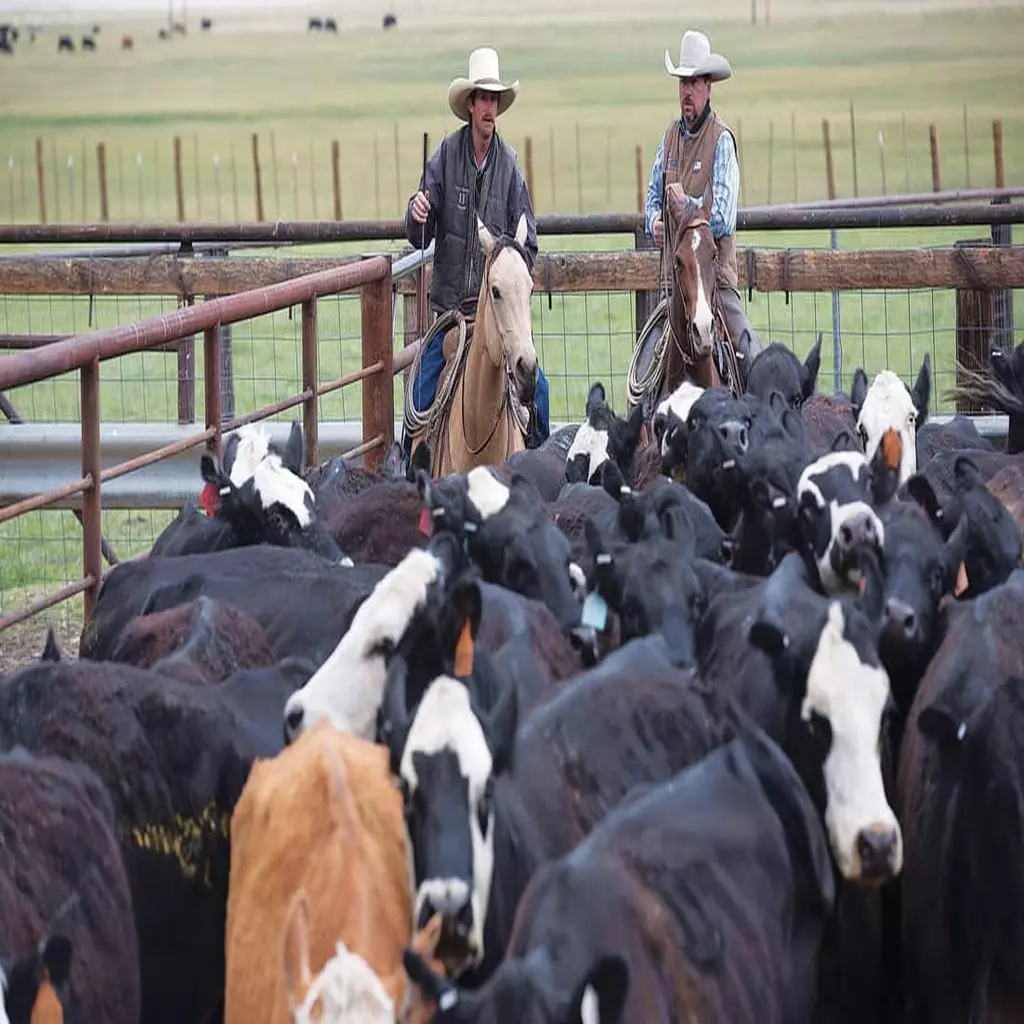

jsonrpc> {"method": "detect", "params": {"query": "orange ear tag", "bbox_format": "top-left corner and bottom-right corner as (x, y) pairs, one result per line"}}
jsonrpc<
(418, 507), (434, 537)
(454, 620), (474, 677)
(955, 561), (969, 597)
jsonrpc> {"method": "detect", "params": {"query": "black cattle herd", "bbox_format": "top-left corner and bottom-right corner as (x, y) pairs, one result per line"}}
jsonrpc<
(3, 335), (1024, 1024)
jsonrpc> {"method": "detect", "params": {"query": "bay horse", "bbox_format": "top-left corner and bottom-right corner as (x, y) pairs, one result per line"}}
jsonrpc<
(627, 182), (742, 428)
(408, 213), (538, 477)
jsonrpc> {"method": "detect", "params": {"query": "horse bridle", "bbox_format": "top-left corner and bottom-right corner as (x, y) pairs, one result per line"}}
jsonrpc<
(666, 215), (722, 366)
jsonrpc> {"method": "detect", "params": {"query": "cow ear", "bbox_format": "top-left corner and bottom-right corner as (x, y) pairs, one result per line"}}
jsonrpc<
(802, 332), (823, 400)
(381, 440), (404, 480)
(41, 935), (72, 988)
(585, 382), (607, 420)
(905, 474), (945, 528)
(942, 514), (970, 594)
(408, 441), (434, 482)
(509, 473), (542, 513)
(748, 619), (790, 658)
(620, 404), (645, 459)
(830, 429), (860, 454)
(200, 453), (223, 485)
(911, 352), (931, 424)
(850, 368), (869, 420)
(917, 674), (986, 747)
(282, 420), (305, 476)
(484, 679), (518, 777)
(569, 955), (630, 1024)
(600, 460), (628, 501)
(869, 437), (902, 507)
(652, 411), (669, 449)
(584, 516), (609, 563)
(451, 576), (483, 641)
(40, 625), (62, 663)
(282, 890), (314, 1012)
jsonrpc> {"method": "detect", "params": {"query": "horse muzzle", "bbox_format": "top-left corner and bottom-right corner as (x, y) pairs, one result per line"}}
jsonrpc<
(690, 321), (715, 359)
(513, 358), (538, 407)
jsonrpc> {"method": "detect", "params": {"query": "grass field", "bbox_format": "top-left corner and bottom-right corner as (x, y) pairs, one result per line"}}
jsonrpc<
(0, 0), (1022, 653)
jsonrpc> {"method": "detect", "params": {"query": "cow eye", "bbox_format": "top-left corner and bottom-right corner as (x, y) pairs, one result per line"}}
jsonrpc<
(805, 711), (833, 751)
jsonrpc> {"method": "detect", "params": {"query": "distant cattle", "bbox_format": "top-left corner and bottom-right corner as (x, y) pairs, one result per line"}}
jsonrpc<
(121, 33), (133, 49)
(383, 12), (397, 28)
(308, 17), (322, 30)
(158, 27), (169, 39)
(200, 17), (212, 29)
(0, 748), (141, 1023)
(172, 21), (186, 34)
(226, 722), (416, 1024)
(0, 39), (11, 55)
(57, 35), (73, 52)
(81, 34), (96, 50)
(324, 17), (337, 31)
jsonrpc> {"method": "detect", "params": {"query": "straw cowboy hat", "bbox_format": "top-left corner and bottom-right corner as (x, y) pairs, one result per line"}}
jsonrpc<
(447, 46), (520, 122)
(664, 30), (732, 82)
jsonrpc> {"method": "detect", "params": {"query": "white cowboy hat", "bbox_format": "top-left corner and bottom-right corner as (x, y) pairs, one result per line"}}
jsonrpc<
(664, 30), (732, 82)
(447, 46), (520, 122)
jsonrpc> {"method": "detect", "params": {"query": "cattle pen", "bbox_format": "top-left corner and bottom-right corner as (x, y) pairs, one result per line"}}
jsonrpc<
(0, 196), (1022, 663)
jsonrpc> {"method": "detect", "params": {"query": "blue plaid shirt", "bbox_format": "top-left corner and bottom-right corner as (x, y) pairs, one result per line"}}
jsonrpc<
(645, 122), (739, 241)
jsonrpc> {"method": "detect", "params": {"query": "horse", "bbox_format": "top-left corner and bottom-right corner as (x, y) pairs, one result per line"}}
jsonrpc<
(407, 213), (538, 478)
(627, 181), (742, 427)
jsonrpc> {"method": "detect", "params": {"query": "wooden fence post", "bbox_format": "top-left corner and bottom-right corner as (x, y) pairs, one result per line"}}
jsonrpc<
(360, 267), (394, 474)
(173, 135), (185, 221)
(35, 137), (46, 224)
(849, 101), (859, 197)
(331, 139), (342, 220)
(635, 144), (644, 214)
(96, 142), (109, 221)
(990, 120), (1013, 364)
(822, 119), (836, 199)
(251, 132), (264, 221)
(954, 238), (993, 414)
(929, 124), (941, 192)
(993, 118), (1004, 189)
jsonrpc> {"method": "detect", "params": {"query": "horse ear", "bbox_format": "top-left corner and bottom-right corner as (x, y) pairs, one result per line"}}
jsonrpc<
(514, 211), (528, 248)
(477, 215), (496, 256)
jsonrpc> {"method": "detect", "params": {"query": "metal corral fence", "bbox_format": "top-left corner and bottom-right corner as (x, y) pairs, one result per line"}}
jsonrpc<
(0, 199), (1021, 661)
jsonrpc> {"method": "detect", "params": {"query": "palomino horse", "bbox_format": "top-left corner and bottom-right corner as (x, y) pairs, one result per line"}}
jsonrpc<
(627, 182), (742, 425)
(407, 213), (538, 478)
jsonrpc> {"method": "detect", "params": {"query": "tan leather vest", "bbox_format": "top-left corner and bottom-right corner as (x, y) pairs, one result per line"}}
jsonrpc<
(662, 109), (739, 291)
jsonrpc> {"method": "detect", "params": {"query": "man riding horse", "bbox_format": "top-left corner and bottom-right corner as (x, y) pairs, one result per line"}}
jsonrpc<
(642, 29), (761, 390)
(401, 46), (551, 470)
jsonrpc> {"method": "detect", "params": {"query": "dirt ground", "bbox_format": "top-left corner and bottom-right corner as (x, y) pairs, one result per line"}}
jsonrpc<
(0, 610), (82, 674)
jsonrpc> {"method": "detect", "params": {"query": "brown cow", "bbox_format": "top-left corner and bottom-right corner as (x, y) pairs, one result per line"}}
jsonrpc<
(121, 33), (133, 49)
(225, 722), (420, 1024)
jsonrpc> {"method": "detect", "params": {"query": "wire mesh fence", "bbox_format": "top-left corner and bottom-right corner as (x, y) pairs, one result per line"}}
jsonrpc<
(1, 227), (1019, 665)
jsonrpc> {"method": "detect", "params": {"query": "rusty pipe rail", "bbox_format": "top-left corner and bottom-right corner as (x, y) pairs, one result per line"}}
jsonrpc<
(0, 255), (395, 628)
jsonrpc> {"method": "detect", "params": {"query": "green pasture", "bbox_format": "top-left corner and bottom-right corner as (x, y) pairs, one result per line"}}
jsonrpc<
(0, 0), (1022, 643)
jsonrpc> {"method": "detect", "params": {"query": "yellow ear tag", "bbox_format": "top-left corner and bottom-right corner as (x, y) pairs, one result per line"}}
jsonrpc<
(454, 620), (474, 678)
(955, 561), (969, 597)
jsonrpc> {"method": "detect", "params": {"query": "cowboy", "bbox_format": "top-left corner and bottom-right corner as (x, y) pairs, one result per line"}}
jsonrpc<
(402, 46), (550, 463)
(645, 30), (761, 381)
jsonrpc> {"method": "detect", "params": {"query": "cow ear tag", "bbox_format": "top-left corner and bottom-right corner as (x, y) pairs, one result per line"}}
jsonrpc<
(955, 561), (969, 597)
(454, 620), (475, 677)
(418, 508), (433, 537)
(581, 592), (609, 632)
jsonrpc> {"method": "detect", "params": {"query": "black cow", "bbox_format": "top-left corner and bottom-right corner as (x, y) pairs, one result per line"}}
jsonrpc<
(383, 12), (397, 28)
(57, 34), (73, 51)
(379, 632), (730, 983)
(896, 569), (1024, 1024)
(200, 17), (212, 29)
(282, 530), (581, 744)
(79, 544), (389, 665)
(81, 34), (96, 50)
(419, 467), (591, 647)
(0, 749), (140, 1024)
(0, 658), (289, 1024)
(308, 17), (322, 30)
(564, 382), (643, 486)
(324, 17), (337, 31)
(745, 333), (823, 410)
(403, 723), (835, 1024)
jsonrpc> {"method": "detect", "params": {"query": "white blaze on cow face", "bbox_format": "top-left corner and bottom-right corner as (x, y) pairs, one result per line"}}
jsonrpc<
(282, 549), (442, 741)
(292, 942), (394, 1024)
(227, 424), (271, 487)
(580, 986), (600, 1024)
(466, 467), (510, 520)
(250, 453), (315, 527)
(691, 231), (714, 352)
(400, 677), (495, 970)
(654, 381), (704, 457)
(568, 562), (588, 603)
(803, 603), (903, 882)
(797, 451), (885, 595)
(857, 370), (918, 484)
(566, 421), (610, 483)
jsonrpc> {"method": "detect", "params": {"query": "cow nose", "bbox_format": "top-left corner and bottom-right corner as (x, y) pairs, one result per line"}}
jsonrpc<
(283, 702), (304, 744)
(419, 881), (471, 929)
(856, 825), (900, 882)
(838, 510), (878, 551)
(719, 420), (749, 454)
(884, 597), (918, 641)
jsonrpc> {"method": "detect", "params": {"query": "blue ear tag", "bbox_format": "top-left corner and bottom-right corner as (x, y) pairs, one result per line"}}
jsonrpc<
(581, 592), (609, 631)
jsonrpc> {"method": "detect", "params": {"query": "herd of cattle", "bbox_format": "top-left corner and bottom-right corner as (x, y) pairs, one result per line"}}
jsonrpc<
(4, 334), (1024, 1024)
